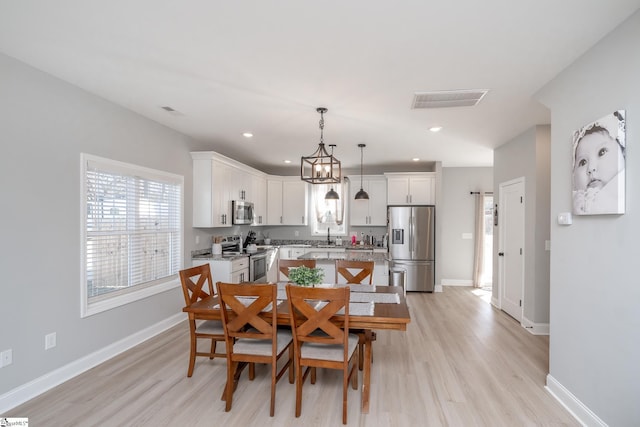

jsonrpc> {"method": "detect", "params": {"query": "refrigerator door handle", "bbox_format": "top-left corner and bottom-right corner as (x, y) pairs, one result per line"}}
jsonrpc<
(410, 213), (416, 256)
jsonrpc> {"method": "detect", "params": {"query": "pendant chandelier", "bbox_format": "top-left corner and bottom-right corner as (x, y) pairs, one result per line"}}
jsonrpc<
(301, 107), (342, 186)
(354, 143), (370, 200)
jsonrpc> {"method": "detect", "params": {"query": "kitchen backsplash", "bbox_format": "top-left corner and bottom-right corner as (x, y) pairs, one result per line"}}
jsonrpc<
(193, 225), (387, 249)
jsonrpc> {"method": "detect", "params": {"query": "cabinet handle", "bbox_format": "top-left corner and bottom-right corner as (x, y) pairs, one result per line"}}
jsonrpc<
(280, 216), (283, 224)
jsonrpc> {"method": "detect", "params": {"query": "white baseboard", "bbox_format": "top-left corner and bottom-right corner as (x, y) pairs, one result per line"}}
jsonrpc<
(546, 374), (607, 427)
(491, 296), (500, 308)
(441, 279), (473, 286)
(521, 316), (550, 335)
(0, 313), (184, 414)
(434, 284), (443, 292)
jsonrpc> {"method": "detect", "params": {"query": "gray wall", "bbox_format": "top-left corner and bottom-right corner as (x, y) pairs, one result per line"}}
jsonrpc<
(493, 125), (551, 323)
(0, 53), (196, 395)
(439, 167), (493, 283)
(536, 10), (640, 425)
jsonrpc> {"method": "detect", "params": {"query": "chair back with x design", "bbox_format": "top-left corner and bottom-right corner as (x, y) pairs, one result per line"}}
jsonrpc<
(335, 260), (374, 284)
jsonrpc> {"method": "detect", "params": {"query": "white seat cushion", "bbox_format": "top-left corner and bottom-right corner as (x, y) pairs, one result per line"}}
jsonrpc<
(196, 320), (224, 335)
(300, 333), (359, 362)
(233, 330), (293, 356)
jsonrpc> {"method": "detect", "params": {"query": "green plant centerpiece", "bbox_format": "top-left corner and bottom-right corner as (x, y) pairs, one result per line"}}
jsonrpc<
(287, 266), (324, 287)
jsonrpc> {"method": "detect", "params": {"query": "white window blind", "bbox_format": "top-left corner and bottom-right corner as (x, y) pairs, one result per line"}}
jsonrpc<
(81, 154), (183, 316)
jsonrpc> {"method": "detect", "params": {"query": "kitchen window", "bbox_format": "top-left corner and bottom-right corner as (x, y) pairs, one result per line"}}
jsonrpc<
(310, 181), (348, 237)
(81, 154), (183, 317)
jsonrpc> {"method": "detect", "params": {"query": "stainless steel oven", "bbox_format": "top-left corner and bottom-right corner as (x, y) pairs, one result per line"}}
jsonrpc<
(249, 251), (268, 282)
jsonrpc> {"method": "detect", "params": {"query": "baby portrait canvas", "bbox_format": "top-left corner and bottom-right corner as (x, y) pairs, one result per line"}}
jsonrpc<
(572, 110), (626, 215)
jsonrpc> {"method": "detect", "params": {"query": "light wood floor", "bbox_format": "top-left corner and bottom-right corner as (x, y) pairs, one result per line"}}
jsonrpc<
(5, 287), (578, 426)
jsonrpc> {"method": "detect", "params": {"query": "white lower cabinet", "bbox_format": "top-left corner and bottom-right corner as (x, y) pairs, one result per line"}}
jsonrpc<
(192, 257), (250, 285)
(279, 246), (311, 260)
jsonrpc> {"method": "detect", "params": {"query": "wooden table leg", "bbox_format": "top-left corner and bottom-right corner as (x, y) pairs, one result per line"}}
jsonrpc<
(361, 329), (373, 413)
(221, 361), (248, 401)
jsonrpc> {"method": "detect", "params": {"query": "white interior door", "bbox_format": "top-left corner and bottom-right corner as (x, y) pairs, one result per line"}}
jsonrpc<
(498, 178), (524, 322)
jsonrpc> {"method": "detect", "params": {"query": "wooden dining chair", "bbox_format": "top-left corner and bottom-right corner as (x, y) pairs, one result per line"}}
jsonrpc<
(335, 259), (374, 284)
(335, 259), (375, 370)
(217, 282), (294, 417)
(179, 264), (226, 377)
(286, 284), (359, 425)
(278, 259), (317, 281)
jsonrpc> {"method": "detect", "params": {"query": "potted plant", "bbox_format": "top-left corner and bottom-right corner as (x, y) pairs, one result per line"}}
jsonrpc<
(287, 266), (324, 287)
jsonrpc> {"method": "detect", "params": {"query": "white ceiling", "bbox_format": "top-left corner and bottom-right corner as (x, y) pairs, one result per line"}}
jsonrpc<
(1, 1), (639, 173)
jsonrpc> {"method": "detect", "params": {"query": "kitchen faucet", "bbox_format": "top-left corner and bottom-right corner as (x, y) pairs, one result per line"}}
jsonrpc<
(327, 227), (331, 245)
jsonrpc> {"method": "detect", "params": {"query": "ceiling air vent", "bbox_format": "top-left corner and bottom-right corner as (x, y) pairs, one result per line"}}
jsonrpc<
(411, 89), (488, 109)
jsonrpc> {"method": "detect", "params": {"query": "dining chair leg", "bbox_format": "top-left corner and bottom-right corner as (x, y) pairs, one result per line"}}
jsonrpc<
(209, 339), (216, 359)
(188, 324), (197, 377)
(249, 362), (255, 380)
(288, 345), (295, 384)
(295, 362), (303, 417)
(342, 365), (349, 424)
(270, 362), (276, 417)
(311, 367), (317, 384)
(351, 350), (358, 390)
(225, 360), (236, 412)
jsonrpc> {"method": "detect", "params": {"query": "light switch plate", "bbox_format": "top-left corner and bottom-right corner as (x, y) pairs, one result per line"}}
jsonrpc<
(557, 212), (572, 225)
(462, 233), (473, 240)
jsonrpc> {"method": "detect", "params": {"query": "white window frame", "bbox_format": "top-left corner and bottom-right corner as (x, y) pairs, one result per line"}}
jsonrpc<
(310, 181), (348, 237)
(80, 153), (184, 317)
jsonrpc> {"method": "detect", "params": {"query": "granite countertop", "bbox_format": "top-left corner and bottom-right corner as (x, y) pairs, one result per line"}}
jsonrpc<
(191, 248), (249, 261)
(299, 250), (388, 263)
(269, 240), (385, 250)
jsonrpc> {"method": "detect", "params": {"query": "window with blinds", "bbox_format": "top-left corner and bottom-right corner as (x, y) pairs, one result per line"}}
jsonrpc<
(81, 154), (183, 317)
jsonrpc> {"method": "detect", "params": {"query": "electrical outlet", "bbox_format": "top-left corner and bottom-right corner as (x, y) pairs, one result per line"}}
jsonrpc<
(294, 230), (299, 237)
(1, 349), (12, 367)
(45, 332), (57, 350)
(195, 235), (200, 245)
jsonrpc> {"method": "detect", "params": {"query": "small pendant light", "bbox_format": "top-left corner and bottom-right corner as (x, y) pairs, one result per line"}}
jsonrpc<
(325, 187), (339, 200)
(354, 143), (369, 200)
(324, 144), (340, 200)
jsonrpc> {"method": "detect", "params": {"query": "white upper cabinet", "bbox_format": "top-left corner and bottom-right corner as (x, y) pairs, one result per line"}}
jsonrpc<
(266, 176), (308, 225)
(266, 178), (284, 225)
(349, 175), (388, 226)
(191, 151), (266, 228)
(385, 172), (436, 205)
(251, 173), (267, 226)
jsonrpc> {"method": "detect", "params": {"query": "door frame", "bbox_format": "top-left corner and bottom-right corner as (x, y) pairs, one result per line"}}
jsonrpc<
(497, 177), (525, 322)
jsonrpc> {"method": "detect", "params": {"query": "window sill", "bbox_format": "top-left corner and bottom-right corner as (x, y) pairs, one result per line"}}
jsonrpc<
(81, 277), (180, 318)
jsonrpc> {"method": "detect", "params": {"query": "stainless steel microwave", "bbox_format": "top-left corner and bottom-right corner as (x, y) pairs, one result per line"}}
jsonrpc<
(232, 200), (254, 224)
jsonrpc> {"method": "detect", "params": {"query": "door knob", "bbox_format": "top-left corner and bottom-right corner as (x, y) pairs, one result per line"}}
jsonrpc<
(498, 252), (504, 256)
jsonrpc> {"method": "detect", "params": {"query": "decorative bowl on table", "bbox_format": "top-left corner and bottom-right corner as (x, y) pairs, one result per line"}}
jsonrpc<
(287, 266), (324, 287)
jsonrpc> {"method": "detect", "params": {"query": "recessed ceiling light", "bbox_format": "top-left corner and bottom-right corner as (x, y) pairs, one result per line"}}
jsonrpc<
(284, 160), (292, 164)
(242, 132), (253, 138)
(412, 158), (420, 162)
(429, 126), (442, 133)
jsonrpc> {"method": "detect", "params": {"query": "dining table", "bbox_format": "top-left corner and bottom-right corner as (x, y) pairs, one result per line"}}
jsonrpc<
(182, 282), (411, 413)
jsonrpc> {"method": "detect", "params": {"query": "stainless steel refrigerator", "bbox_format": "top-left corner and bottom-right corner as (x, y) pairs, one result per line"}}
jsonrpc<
(388, 205), (435, 292)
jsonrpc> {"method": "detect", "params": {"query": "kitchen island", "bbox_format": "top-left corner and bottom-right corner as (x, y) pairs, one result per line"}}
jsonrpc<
(298, 250), (389, 284)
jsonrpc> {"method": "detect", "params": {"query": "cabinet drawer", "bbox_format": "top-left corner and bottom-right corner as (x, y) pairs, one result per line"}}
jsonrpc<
(232, 257), (249, 270)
